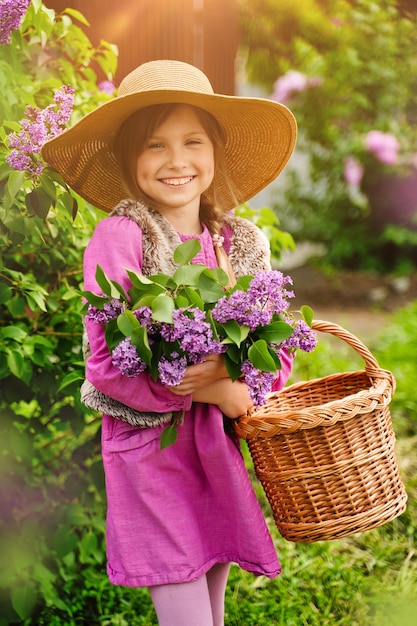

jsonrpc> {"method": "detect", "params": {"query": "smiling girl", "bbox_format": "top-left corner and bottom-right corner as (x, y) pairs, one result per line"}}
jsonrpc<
(42, 60), (297, 626)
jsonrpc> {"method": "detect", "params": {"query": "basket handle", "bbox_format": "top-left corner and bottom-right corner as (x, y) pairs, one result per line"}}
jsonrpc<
(311, 319), (382, 377)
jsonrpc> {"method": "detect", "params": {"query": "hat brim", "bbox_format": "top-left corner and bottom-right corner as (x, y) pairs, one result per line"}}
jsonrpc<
(42, 90), (297, 212)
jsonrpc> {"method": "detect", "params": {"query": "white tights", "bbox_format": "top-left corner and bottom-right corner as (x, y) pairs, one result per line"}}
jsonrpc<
(148, 562), (231, 626)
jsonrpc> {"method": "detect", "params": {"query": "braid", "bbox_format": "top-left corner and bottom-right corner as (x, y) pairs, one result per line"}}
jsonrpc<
(199, 201), (225, 237)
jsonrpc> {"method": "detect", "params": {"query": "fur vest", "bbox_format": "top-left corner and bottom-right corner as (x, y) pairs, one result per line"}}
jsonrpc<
(80, 200), (271, 427)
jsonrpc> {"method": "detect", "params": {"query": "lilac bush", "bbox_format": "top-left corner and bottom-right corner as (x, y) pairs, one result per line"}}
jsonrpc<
(0, 0), (30, 45)
(6, 85), (74, 176)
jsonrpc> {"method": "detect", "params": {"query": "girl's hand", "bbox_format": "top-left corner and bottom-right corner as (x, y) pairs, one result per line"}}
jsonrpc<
(192, 378), (253, 419)
(165, 354), (228, 396)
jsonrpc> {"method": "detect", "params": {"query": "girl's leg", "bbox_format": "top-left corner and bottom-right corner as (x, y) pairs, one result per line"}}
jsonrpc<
(148, 576), (213, 626)
(206, 562), (231, 626)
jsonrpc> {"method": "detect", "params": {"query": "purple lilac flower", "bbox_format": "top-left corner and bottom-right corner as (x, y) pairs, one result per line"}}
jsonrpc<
(247, 270), (294, 315)
(241, 360), (275, 407)
(212, 271), (294, 332)
(0, 0), (30, 45)
(281, 320), (317, 353)
(344, 156), (364, 187)
(6, 85), (74, 175)
(158, 354), (187, 386)
(365, 130), (400, 165)
(112, 338), (146, 377)
(212, 291), (269, 331)
(133, 306), (160, 335)
(160, 308), (224, 363)
(86, 299), (125, 325)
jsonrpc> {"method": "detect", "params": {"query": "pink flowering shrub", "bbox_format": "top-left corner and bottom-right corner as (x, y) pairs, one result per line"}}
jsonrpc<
(242, 0), (417, 270)
(365, 130), (400, 166)
(271, 70), (322, 104)
(343, 157), (364, 187)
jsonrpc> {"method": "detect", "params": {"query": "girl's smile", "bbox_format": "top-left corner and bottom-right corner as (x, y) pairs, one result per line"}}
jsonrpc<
(136, 104), (215, 222)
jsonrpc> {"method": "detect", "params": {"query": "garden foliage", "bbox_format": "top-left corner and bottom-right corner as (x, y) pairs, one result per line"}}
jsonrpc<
(240, 0), (417, 271)
(0, 1), (118, 622)
(0, 2), (293, 622)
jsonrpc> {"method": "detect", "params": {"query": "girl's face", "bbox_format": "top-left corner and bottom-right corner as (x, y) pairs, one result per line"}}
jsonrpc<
(135, 104), (215, 218)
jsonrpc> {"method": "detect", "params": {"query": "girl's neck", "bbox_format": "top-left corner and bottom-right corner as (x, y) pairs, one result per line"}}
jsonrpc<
(159, 209), (203, 236)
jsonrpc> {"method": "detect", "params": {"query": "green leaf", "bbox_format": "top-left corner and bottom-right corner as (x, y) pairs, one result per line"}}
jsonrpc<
(179, 286), (204, 309)
(6, 295), (26, 317)
(126, 269), (154, 288)
(256, 320), (293, 343)
(132, 293), (159, 309)
(95, 265), (121, 298)
(197, 272), (226, 302)
(24, 289), (47, 312)
(151, 294), (175, 323)
(175, 294), (190, 308)
(25, 187), (52, 219)
(223, 353), (243, 381)
(6, 348), (25, 377)
(39, 172), (57, 201)
(234, 275), (254, 291)
(267, 346), (283, 369)
(110, 280), (129, 303)
(130, 326), (153, 367)
(11, 586), (37, 620)
(63, 7), (91, 26)
(82, 291), (111, 308)
(221, 320), (250, 346)
(0, 282), (12, 304)
(117, 310), (140, 336)
(248, 339), (277, 372)
(58, 371), (84, 392)
(208, 266), (229, 287)
(173, 239), (201, 265)
(160, 423), (178, 449)
(53, 525), (78, 558)
(300, 304), (314, 327)
(147, 273), (176, 289)
(1, 326), (27, 341)
(173, 264), (205, 286)
(6, 170), (25, 203)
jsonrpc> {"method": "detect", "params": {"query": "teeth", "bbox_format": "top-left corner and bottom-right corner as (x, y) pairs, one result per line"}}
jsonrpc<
(161, 177), (193, 186)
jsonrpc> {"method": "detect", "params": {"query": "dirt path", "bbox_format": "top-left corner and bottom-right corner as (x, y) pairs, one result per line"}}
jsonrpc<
(288, 264), (417, 343)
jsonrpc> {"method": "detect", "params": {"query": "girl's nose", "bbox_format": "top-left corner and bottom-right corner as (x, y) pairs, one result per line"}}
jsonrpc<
(167, 146), (187, 168)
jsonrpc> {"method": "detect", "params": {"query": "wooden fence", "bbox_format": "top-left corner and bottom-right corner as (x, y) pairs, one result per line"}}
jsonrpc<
(46, 0), (238, 94)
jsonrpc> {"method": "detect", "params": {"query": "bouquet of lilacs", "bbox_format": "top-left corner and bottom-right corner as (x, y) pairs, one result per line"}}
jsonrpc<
(84, 240), (317, 447)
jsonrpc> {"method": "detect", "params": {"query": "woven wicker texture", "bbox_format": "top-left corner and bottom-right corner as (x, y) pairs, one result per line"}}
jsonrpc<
(235, 320), (408, 542)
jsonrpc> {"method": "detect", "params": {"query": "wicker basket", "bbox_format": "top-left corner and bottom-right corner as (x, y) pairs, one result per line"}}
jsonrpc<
(234, 320), (408, 543)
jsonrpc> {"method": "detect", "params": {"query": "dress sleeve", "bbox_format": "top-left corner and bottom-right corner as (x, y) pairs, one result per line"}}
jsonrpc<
(83, 216), (192, 413)
(271, 349), (295, 392)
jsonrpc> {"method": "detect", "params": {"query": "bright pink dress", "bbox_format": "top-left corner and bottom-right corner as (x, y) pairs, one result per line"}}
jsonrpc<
(83, 216), (293, 587)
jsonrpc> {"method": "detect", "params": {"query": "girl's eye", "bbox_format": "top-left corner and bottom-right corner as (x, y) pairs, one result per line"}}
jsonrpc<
(148, 142), (164, 149)
(186, 139), (202, 145)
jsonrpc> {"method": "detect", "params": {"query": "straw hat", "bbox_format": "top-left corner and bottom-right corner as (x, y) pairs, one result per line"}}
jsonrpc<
(42, 59), (297, 212)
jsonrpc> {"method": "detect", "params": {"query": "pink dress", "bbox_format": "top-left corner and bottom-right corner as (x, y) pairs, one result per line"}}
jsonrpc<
(83, 216), (293, 587)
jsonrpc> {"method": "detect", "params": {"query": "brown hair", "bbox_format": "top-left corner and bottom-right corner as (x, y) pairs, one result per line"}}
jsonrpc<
(113, 103), (238, 237)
